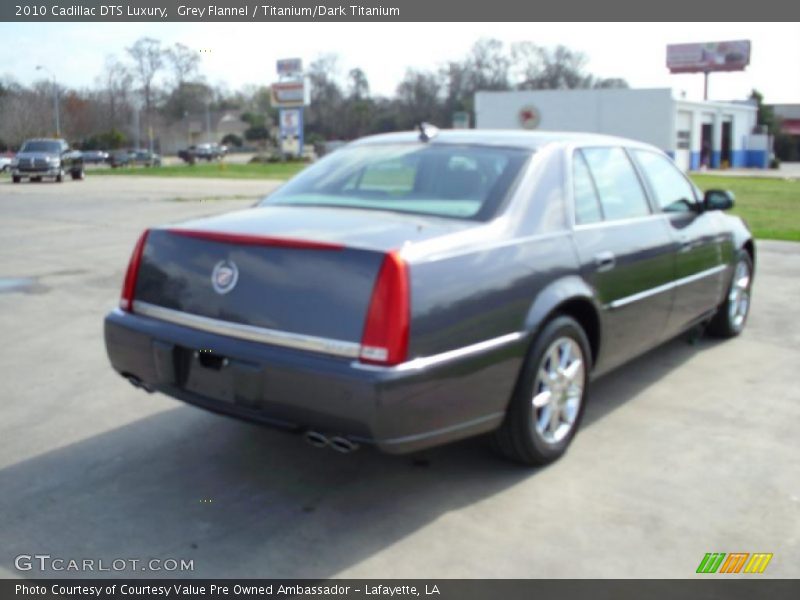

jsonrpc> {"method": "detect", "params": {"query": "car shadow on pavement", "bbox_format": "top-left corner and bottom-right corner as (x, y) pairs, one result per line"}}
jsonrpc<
(0, 334), (717, 579)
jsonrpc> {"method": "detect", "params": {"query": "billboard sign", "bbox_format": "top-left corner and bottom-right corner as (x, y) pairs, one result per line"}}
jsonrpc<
(277, 58), (303, 77)
(667, 40), (751, 73)
(271, 81), (306, 107)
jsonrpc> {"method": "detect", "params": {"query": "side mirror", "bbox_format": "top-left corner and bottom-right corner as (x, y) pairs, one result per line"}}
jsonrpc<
(704, 189), (735, 211)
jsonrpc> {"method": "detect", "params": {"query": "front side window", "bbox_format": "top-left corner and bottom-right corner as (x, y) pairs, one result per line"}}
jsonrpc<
(261, 143), (530, 220)
(581, 147), (651, 221)
(633, 150), (697, 213)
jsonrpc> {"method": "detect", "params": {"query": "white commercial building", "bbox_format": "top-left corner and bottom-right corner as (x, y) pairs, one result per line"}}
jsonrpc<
(475, 88), (768, 171)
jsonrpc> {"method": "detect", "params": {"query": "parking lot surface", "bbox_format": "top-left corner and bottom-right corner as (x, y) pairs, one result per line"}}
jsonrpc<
(0, 176), (798, 578)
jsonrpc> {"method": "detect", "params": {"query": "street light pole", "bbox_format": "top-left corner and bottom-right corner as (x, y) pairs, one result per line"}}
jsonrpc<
(36, 65), (60, 137)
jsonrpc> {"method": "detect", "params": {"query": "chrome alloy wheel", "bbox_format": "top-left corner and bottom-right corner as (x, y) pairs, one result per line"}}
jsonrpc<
(532, 337), (585, 444)
(728, 259), (751, 330)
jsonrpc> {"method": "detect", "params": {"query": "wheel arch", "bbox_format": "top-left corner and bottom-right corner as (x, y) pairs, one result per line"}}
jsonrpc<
(523, 275), (602, 368)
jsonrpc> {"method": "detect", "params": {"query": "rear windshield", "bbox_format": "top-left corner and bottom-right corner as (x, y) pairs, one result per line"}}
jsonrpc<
(20, 141), (62, 153)
(261, 143), (530, 220)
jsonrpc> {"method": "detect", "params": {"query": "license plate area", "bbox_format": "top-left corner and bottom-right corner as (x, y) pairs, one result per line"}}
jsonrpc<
(183, 348), (235, 404)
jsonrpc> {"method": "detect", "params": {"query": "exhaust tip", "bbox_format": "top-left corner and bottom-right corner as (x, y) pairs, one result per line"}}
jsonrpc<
(304, 431), (329, 449)
(124, 374), (154, 394)
(303, 431), (360, 453)
(329, 436), (360, 454)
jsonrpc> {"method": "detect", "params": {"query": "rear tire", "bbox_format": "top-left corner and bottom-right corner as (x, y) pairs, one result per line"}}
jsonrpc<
(12, 175), (21, 183)
(494, 316), (592, 466)
(707, 251), (753, 338)
(71, 168), (85, 181)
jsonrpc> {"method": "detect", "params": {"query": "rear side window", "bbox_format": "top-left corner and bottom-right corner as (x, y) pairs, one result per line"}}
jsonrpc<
(572, 151), (603, 225)
(633, 150), (697, 213)
(581, 147), (650, 221)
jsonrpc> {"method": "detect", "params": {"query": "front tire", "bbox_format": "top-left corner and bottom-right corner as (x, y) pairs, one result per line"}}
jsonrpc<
(12, 175), (21, 183)
(707, 251), (753, 338)
(494, 316), (591, 466)
(71, 168), (85, 181)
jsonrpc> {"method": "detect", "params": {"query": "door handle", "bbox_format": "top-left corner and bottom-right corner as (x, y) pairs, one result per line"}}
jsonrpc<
(594, 251), (616, 272)
(678, 234), (696, 253)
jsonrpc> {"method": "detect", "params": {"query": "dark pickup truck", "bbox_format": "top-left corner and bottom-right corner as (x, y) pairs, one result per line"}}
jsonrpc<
(12, 138), (85, 183)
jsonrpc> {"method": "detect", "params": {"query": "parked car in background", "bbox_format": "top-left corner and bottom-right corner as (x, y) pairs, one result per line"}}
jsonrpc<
(82, 150), (110, 164)
(131, 149), (162, 167)
(178, 143), (226, 164)
(11, 138), (85, 183)
(105, 129), (754, 465)
(108, 150), (132, 168)
(0, 152), (13, 172)
(108, 149), (162, 168)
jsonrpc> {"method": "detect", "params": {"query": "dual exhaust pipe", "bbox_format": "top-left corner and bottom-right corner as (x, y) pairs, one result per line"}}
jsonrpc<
(304, 431), (360, 454)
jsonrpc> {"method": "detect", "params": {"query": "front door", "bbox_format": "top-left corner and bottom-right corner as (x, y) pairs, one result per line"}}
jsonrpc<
(570, 147), (676, 374)
(629, 149), (728, 335)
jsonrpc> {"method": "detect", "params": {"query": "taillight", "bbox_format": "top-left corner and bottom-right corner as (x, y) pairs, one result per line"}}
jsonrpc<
(360, 251), (410, 366)
(119, 229), (149, 312)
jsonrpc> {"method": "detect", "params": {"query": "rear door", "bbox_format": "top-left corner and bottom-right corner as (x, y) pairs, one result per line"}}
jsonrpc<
(630, 149), (728, 335)
(570, 147), (676, 374)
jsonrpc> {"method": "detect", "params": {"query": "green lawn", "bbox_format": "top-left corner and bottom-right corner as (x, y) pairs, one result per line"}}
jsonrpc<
(690, 175), (800, 242)
(92, 162), (308, 181)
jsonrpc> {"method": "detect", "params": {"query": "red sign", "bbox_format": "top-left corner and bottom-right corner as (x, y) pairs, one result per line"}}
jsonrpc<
(271, 81), (305, 107)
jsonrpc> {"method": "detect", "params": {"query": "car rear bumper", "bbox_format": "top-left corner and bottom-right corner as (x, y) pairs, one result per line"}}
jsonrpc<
(104, 308), (527, 454)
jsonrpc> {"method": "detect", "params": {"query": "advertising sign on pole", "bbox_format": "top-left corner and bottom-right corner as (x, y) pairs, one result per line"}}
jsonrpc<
(666, 40), (751, 74)
(279, 107), (303, 158)
(276, 58), (303, 77)
(271, 81), (306, 108)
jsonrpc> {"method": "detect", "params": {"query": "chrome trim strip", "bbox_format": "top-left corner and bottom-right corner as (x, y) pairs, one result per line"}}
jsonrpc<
(607, 264), (727, 309)
(352, 331), (526, 373)
(132, 300), (361, 359)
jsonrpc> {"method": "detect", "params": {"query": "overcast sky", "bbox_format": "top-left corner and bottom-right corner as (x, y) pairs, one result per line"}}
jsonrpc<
(2, 22), (798, 103)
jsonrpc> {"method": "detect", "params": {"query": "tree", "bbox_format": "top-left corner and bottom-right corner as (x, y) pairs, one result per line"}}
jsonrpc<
(163, 81), (214, 120)
(97, 55), (133, 129)
(396, 69), (443, 128)
(466, 38), (511, 92)
(306, 54), (345, 139)
(348, 68), (370, 100)
(749, 89), (779, 135)
(127, 37), (164, 117)
(165, 43), (200, 87)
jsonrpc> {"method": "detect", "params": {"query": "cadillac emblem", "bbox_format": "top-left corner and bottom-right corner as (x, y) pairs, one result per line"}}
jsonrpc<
(211, 260), (239, 294)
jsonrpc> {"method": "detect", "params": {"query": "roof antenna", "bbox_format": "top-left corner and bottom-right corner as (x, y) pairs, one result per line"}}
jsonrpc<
(418, 122), (439, 142)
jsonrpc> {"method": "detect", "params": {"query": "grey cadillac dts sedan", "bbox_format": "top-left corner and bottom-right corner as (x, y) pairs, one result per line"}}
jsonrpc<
(104, 129), (754, 465)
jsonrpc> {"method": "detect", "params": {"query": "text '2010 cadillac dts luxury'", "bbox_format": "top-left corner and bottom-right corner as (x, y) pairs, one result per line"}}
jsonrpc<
(104, 128), (754, 465)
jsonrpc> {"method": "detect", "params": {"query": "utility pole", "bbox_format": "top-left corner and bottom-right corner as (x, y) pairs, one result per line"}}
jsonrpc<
(36, 65), (60, 137)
